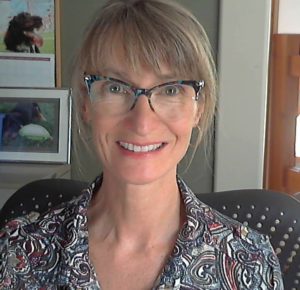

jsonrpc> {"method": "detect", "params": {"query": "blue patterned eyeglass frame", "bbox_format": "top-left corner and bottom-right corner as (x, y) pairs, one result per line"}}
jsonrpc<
(84, 74), (205, 110)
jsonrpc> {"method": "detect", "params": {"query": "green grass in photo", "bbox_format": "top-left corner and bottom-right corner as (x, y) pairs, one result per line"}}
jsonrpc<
(0, 103), (16, 113)
(39, 31), (55, 54)
(0, 33), (5, 52)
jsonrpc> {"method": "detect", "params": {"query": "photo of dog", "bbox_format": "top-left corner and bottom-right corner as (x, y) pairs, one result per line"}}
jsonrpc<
(4, 12), (44, 53)
(0, 88), (69, 162)
(2, 102), (47, 143)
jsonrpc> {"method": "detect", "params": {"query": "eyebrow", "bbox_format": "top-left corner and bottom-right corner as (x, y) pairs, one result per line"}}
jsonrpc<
(101, 69), (130, 82)
(101, 67), (179, 85)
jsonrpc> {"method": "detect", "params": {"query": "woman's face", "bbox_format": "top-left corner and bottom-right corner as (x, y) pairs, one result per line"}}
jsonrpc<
(84, 52), (203, 186)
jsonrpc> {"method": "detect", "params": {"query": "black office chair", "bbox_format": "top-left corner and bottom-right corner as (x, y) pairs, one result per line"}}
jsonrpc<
(0, 178), (88, 229)
(198, 189), (300, 290)
(1, 180), (299, 289)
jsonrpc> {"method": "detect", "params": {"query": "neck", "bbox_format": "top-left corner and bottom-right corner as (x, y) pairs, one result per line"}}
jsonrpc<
(87, 171), (184, 248)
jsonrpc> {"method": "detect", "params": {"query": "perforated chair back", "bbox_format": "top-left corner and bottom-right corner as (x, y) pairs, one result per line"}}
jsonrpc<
(198, 189), (300, 290)
(2, 182), (299, 288)
(0, 178), (88, 229)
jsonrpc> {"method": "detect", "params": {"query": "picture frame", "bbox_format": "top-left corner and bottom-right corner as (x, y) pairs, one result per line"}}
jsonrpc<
(0, 0), (61, 87)
(0, 87), (71, 163)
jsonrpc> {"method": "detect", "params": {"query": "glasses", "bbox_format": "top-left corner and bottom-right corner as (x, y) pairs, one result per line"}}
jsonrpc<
(84, 74), (204, 120)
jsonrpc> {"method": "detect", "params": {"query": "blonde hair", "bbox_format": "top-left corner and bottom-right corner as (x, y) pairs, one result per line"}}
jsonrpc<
(71, 0), (217, 173)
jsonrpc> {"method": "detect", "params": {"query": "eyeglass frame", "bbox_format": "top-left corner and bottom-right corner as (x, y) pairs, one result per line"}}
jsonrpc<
(83, 73), (205, 111)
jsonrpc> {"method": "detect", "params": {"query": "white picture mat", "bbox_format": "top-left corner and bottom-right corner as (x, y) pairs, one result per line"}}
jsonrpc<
(0, 88), (71, 163)
(0, 53), (55, 87)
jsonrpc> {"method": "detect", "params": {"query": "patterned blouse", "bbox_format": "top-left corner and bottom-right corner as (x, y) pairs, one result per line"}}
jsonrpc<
(0, 176), (284, 289)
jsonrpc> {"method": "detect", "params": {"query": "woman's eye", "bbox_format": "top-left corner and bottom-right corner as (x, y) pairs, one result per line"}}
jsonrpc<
(107, 82), (123, 93)
(163, 85), (180, 96)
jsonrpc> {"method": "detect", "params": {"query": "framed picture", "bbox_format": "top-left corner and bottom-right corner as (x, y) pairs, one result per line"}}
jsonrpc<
(0, 87), (71, 163)
(0, 0), (61, 87)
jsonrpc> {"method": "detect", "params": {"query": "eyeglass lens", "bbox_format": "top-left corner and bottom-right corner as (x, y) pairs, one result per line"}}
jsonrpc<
(88, 78), (199, 120)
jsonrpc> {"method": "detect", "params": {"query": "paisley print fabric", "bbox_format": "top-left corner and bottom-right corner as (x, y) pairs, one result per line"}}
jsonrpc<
(0, 176), (283, 289)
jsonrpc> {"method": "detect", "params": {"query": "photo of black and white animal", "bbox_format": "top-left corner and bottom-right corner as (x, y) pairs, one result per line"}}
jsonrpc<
(2, 102), (46, 143)
(4, 12), (44, 53)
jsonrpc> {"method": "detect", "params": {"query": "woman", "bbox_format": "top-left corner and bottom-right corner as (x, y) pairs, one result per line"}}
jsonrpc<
(0, 0), (283, 289)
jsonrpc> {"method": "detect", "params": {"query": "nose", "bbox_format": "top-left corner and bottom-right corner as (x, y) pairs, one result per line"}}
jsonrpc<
(131, 94), (155, 117)
(126, 95), (159, 135)
(130, 90), (154, 112)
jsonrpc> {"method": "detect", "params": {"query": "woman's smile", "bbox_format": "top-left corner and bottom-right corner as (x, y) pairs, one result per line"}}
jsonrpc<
(117, 141), (166, 153)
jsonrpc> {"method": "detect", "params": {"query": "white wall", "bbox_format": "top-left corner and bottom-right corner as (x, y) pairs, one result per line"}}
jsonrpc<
(278, 0), (300, 33)
(214, 0), (272, 191)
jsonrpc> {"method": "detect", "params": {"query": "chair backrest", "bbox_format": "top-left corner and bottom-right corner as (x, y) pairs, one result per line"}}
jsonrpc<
(1, 181), (299, 288)
(0, 178), (88, 229)
(198, 189), (300, 290)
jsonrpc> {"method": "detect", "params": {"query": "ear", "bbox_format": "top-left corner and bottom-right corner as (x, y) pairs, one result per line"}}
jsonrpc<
(193, 99), (205, 127)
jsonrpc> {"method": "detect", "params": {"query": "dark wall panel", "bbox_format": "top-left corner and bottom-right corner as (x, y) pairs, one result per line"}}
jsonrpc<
(60, 0), (219, 193)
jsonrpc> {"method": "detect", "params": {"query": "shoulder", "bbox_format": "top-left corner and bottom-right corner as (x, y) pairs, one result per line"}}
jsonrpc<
(178, 178), (277, 262)
(192, 200), (283, 289)
(176, 178), (283, 289)
(0, 195), (84, 288)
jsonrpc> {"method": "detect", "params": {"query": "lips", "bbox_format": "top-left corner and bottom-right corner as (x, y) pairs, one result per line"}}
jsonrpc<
(118, 141), (164, 153)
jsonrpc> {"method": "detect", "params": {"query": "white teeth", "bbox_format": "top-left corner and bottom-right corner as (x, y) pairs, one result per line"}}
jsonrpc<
(128, 143), (134, 151)
(119, 142), (162, 152)
(147, 145), (154, 151)
(133, 145), (141, 152)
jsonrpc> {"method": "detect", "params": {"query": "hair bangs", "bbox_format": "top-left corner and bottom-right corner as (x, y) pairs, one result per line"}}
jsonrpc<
(81, 7), (199, 79)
